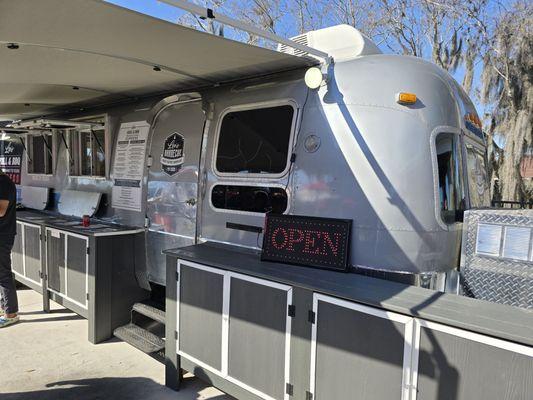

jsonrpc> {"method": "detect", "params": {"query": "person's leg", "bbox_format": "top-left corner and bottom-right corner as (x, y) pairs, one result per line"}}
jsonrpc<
(0, 288), (5, 316)
(0, 237), (19, 326)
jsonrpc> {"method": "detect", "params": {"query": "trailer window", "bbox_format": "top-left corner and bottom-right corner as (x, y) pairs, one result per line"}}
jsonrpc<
(69, 128), (106, 177)
(27, 133), (53, 175)
(215, 105), (294, 175)
(212, 185), (287, 214)
(436, 133), (465, 223)
(465, 144), (490, 207)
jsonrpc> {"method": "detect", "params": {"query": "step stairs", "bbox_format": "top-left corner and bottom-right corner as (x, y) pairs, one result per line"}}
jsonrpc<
(114, 302), (165, 354)
(133, 302), (166, 324)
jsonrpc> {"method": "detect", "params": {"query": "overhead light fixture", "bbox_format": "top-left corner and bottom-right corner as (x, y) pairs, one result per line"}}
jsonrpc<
(153, 66), (162, 72)
(305, 67), (326, 89)
(7, 43), (19, 50)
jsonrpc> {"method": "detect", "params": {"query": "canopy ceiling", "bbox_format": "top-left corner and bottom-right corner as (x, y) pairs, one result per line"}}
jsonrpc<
(0, 0), (316, 121)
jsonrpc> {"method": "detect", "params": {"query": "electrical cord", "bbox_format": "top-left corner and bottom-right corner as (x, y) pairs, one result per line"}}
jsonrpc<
(284, 87), (311, 192)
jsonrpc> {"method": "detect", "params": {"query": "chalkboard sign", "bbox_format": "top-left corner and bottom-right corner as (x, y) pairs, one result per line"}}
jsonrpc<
(261, 214), (352, 271)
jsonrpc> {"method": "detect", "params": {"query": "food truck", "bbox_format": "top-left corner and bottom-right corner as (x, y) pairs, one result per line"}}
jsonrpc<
(1, 1), (531, 399)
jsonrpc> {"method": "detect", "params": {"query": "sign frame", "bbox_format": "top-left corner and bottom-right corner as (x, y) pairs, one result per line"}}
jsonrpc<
(261, 214), (352, 271)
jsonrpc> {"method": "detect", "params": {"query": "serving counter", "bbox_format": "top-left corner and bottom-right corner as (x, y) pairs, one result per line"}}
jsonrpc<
(12, 209), (148, 343)
(164, 243), (533, 400)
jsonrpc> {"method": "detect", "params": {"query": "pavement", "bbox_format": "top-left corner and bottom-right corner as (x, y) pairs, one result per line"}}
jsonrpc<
(0, 287), (234, 400)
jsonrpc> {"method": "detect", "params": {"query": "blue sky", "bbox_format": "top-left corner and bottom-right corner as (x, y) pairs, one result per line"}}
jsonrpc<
(106, 0), (182, 22)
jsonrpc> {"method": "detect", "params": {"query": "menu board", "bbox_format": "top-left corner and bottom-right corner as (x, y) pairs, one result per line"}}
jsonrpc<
(0, 139), (23, 184)
(111, 122), (150, 212)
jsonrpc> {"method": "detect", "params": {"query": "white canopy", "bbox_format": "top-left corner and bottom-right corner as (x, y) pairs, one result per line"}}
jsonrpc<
(0, 0), (316, 121)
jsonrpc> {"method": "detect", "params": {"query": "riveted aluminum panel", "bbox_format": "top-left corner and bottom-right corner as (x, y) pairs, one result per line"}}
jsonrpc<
(417, 326), (533, 400)
(179, 263), (224, 371)
(228, 277), (288, 400)
(66, 235), (88, 306)
(23, 225), (41, 283)
(146, 101), (205, 285)
(146, 232), (191, 285)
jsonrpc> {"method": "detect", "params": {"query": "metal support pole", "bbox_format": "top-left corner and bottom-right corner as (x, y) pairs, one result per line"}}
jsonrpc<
(159, 0), (331, 61)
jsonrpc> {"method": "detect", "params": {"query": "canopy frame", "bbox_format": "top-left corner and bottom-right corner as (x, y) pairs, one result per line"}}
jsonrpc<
(159, 0), (331, 62)
(9, 119), (104, 130)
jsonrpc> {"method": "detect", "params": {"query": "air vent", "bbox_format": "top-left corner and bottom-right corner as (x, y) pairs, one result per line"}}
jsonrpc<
(277, 33), (309, 57)
(277, 25), (382, 62)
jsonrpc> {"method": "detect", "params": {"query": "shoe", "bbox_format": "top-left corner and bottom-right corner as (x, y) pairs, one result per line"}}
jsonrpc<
(0, 315), (19, 328)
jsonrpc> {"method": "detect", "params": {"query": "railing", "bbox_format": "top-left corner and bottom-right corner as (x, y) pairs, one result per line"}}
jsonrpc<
(492, 200), (533, 209)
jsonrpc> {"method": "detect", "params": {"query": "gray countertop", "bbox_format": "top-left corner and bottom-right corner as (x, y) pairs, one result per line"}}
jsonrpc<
(165, 242), (533, 347)
(16, 210), (144, 237)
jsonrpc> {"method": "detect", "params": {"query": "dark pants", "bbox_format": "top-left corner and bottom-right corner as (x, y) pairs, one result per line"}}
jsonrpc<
(0, 236), (18, 314)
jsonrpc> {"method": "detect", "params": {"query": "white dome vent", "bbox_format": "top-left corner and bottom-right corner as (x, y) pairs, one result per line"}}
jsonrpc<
(278, 24), (381, 62)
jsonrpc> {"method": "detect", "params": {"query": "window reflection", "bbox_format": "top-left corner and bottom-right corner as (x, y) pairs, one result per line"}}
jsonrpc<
(436, 133), (465, 223)
(216, 105), (294, 175)
(70, 128), (106, 177)
(465, 143), (490, 208)
(27, 133), (53, 175)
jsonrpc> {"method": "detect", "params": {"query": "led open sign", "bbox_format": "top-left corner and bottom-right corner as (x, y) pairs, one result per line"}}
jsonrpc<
(261, 214), (352, 271)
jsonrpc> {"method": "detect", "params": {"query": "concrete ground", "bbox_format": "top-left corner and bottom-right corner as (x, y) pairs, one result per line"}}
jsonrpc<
(0, 287), (234, 400)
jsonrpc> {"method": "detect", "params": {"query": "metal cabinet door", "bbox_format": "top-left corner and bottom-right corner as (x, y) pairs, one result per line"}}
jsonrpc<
(66, 234), (88, 307)
(46, 229), (66, 294)
(11, 222), (24, 275)
(415, 320), (533, 400)
(310, 294), (414, 400)
(177, 261), (224, 372)
(227, 275), (292, 400)
(23, 224), (41, 285)
(146, 100), (205, 285)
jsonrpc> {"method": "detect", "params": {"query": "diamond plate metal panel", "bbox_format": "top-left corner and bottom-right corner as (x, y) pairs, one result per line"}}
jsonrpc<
(460, 209), (533, 309)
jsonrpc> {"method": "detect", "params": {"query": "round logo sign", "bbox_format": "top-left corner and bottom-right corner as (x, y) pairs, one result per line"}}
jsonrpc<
(161, 132), (184, 176)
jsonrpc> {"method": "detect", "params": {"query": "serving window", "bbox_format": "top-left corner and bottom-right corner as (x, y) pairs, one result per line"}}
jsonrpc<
(27, 133), (53, 175)
(69, 127), (106, 177)
(215, 104), (296, 176)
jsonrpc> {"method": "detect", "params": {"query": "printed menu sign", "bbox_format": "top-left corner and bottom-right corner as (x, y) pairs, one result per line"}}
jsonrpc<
(111, 122), (150, 212)
(0, 139), (23, 184)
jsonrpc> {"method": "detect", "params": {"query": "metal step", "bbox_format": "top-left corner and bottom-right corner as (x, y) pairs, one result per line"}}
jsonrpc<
(114, 323), (165, 354)
(132, 302), (166, 324)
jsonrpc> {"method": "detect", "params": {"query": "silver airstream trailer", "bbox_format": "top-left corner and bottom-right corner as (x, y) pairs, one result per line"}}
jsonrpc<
(2, 1), (531, 400)
(141, 24), (490, 289)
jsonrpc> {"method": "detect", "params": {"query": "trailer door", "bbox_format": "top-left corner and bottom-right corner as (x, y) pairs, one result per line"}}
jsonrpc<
(146, 99), (205, 285)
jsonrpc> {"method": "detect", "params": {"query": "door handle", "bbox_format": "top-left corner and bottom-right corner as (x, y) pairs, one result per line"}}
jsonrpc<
(186, 198), (197, 206)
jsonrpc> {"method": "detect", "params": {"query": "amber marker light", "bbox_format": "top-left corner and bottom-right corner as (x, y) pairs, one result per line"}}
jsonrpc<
(465, 113), (482, 130)
(396, 92), (417, 105)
